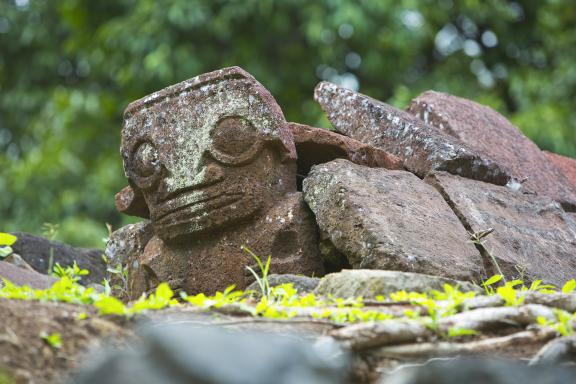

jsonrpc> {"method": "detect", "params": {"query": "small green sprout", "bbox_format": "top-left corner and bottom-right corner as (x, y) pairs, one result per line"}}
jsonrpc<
(481, 274), (503, 295)
(537, 309), (575, 337)
(469, 228), (506, 283)
(51, 261), (90, 282)
(242, 245), (272, 298)
(496, 280), (526, 306)
(526, 279), (557, 294)
(0, 232), (16, 258)
(40, 331), (62, 349)
(448, 327), (479, 338)
(562, 279), (576, 294)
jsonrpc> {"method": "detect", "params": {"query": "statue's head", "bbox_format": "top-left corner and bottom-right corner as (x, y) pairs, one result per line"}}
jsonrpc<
(121, 67), (297, 243)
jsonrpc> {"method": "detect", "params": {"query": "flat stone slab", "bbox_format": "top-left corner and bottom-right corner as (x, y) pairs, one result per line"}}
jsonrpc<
(290, 122), (403, 177)
(303, 159), (483, 281)
(408, 91), (576, 210)
(426, 172), (576, 286)
(313, 82), (510, 185)
(315, 270), (481, 299)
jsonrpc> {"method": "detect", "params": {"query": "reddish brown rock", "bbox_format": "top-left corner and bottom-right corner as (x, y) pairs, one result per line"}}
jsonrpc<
(129, 193), (322, 296)
(289, 122), (403, 183)
(303, 159), (483, 282)
(0, 260), (56, 289)
(408, 91), (576, 210)
(120, 67), (323, 297)
(426, 171), (576, 286)
(544, 151), (576, 193)
(115, 185), (150, 218)
(314, 82), (510, 185)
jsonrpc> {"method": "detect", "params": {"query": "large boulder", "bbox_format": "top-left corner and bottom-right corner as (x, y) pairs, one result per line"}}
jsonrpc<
(313, 81), (510, 185)
(303, 159), (483, 282)
(315, 270), (481, 299)
(426, 172), (576, 286)
(10, 232), (106, 285)
(408, 91), (576, 210)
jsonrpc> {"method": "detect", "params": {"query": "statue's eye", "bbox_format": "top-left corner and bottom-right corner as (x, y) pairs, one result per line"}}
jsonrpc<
(133, 142), (160, 177)
(211, 116), (258, 157)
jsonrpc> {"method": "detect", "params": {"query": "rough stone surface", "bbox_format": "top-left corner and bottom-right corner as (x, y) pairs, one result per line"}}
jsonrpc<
(2, 252), (35, 271)
(120, 67), (324, 297)
(0, 260), (56, 289)
(380, 358), (576, 384)
(115, 185), (150, 218)
(303, 159), (483, 281)
(289, 122), (403, 187)
(544, 151), (576, 197)
(10, 232), (105, 285)
(314, 82), (510, 185)
(426, 172), (576, 286)
(315, 270), (481, 299)
(246, 273), (321, 294)
(105, 221), (154, 271)
(72, 325), (349, 384)
(129, 193), (323, 297)
(408, 91), (576, 210)
(0, 299), (131, 384)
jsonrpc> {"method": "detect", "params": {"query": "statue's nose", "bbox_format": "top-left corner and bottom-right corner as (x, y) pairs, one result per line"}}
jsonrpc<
(159, 159), (225, 201)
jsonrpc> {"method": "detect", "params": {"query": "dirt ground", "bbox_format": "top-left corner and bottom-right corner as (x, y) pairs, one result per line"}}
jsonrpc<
(0, 299), (133, 384)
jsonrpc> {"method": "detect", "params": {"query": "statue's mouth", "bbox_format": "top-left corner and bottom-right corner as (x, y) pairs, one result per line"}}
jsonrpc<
(153, 191), (244, 224)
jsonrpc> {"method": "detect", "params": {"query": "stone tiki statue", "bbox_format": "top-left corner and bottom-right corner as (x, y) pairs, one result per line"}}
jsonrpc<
(116, 67), (323, 297)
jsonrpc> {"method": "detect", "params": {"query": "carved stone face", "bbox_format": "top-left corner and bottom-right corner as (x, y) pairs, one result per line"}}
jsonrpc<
(121, 68), (296, 243)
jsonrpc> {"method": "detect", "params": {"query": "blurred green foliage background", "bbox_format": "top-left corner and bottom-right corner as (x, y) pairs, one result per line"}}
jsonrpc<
(1, 0), (575, 247)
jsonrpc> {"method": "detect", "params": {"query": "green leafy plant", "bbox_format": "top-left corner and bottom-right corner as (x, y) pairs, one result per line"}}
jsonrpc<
(40, 331), (62, 349)
(481, 274), (503, 295)
(0, 232), (16, 258)
(51, 261), (89, 283)
(562, 279), (576, 294)
(537, 309), (575, 337)
(496, 280), (526, 306)
(525, 279), (557, 294)
(105, 262), (130, 297)
(241, 245), (272, 298)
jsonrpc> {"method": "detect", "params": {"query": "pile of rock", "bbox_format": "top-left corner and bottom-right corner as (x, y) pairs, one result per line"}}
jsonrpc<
(107, 66), (576, 296)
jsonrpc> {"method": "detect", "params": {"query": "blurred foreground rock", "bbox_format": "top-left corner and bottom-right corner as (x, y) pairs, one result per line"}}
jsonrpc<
(70, 325), (350, 384)
(10, 232), (106, 285)
(379, 358), (576, 384)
